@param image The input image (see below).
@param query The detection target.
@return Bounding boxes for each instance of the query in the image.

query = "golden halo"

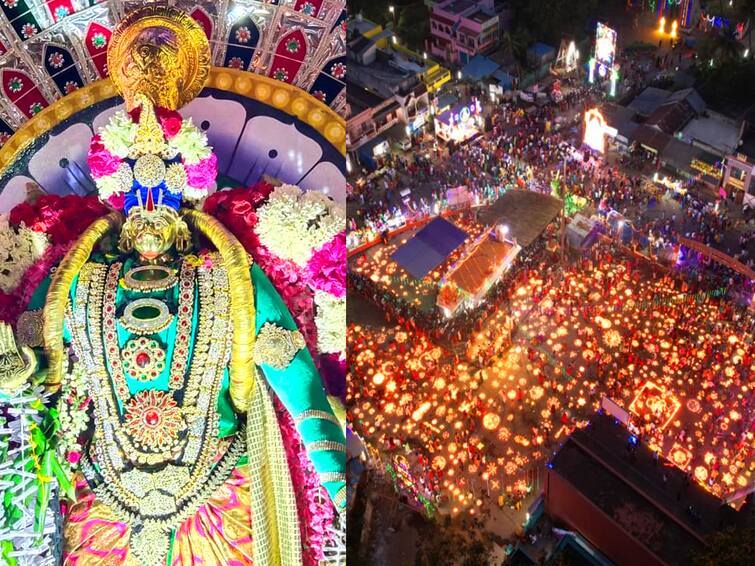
[108,5,210,110]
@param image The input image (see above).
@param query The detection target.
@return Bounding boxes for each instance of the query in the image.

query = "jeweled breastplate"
[65,256,245,564]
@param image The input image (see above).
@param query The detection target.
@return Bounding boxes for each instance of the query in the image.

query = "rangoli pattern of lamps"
[121,337,166,382]
[349,250,754,516]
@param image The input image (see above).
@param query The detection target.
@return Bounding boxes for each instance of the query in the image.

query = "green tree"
[510,0,598,46]
[396,2,429,52]
[500,29,530,79]
[693,526,755,566]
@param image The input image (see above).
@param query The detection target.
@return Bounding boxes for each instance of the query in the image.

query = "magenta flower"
[184,153,218,189]
[87,134,122,178]
[306,233,346,298]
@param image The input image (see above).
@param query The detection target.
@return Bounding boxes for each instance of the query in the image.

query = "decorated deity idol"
[0,6,345,566]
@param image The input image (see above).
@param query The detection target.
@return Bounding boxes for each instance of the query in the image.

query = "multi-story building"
[346,17,451,167]
[722,151,755,207]
[427,0,500,65]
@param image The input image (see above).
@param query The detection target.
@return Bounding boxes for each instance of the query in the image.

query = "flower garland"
[204,183,347,365]
[0,213,48,293]
[314,291,346,355]
[88,106,216,204]
[9,194,109,245]
[55,363,91,477]
[1,196,109,324]
[254,185,345,266]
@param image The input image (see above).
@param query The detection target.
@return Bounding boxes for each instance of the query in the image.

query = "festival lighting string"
[348,250,754,517]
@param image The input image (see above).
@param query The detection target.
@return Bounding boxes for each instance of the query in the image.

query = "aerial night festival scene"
[346,0,754,564]
[0,0,754,565]
[0,1,347,565]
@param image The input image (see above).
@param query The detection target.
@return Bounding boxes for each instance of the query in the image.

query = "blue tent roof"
[461,54,500,81]
[391,217,468,279]
[492,69,514,89]
[528,42,554,57]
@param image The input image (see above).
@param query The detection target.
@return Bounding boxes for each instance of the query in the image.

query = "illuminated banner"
[447,97,481,127]
[583,108,607,154]
[690,158,722,179]
[595,23,617,68]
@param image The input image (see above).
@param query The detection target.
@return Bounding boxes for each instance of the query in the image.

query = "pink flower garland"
[87,134,121,179]
[306,233,346,298]
[184,153,218,190]
[275,396,335,566]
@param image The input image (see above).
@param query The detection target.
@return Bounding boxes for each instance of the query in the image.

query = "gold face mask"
[119,207,190,261]
[108,5,210,111]
[118,28,184,111]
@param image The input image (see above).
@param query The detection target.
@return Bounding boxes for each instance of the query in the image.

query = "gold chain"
[65,257,236,563]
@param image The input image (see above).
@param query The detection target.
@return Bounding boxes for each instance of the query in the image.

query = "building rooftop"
[550,414,739,566]
[443,0,476,15]
[632,124,673,153]
[528,42,555,57]
[602,102,639,140]
[461,54,500,81]
[349,16,381,37]
[645,99,695,134]
[468,9,495,23]
[346,80,389,114]
[628,87,672,117]
[667,87,706,114]
[680,113,742,156]
[347,50,420,99]
[478,189,563,247]
[447,235,516,295]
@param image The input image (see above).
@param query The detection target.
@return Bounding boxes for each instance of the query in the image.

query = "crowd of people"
[348,237,754,522]
[347,78,755,299]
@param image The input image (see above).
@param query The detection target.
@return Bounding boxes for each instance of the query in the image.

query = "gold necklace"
[65,257,236,564]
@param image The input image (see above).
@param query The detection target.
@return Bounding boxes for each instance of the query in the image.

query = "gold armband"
[252,322,306,370]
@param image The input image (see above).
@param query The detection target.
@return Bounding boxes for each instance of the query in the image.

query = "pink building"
[427,0,499,65]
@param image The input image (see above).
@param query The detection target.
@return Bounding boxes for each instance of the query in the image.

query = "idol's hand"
[0,321,37,393]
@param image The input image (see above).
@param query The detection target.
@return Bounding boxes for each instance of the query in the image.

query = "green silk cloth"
[27,255,345,510]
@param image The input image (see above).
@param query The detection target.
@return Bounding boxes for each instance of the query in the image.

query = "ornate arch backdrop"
[0,0,346,163]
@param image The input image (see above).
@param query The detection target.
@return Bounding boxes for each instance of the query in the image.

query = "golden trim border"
[0,68,346,176]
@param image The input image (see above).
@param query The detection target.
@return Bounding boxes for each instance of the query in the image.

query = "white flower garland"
[56,363,90,477]
[169,118,211,164]
[93,113,214,201]
[99,110,137,158]
[255,185,345,266]
[314,291,346,355]
[0,214,48,293]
